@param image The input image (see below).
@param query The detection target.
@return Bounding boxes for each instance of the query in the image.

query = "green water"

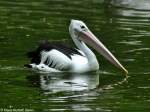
[0,0,150,111]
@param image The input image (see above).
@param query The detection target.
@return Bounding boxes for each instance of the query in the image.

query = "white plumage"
[29,49,98,73]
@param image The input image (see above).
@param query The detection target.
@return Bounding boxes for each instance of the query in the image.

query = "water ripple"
[118,40,142,45]
[0,66,24,71]
[124,48,150,53]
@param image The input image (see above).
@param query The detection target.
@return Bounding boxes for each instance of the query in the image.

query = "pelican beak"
[79,30,128,75]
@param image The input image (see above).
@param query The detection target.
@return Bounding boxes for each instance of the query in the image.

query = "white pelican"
[25,19,128,74]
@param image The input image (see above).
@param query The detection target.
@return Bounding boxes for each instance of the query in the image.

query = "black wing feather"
[27,40,83,64]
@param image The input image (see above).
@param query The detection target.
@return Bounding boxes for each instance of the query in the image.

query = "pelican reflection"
[27,72,100,92]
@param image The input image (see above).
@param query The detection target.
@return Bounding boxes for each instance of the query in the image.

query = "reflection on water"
[26,71,129,94]
[27,72,100,92]
[106,0,150,17]
[105,0,150,70]
[108,0,150,10]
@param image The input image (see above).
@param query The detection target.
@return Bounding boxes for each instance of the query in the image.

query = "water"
[0,0,150,111]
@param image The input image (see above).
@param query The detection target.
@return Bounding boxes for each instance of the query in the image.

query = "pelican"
[25,19,128,74]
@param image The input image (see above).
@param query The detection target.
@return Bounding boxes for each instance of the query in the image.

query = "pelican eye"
[81,25,85,29]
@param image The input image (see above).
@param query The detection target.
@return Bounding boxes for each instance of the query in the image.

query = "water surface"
[0,0,150,111]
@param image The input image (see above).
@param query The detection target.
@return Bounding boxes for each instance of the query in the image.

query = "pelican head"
[69,19,128,75]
